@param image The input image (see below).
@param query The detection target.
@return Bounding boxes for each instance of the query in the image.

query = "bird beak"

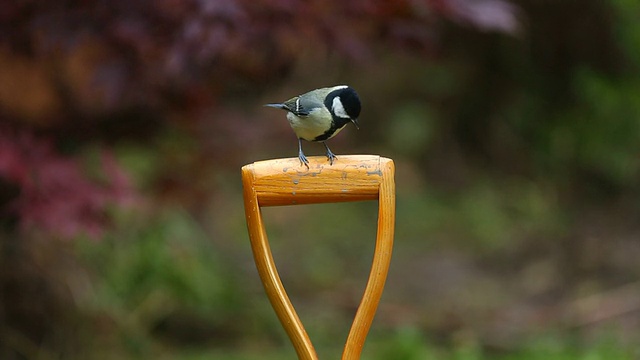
[351,118,360,130]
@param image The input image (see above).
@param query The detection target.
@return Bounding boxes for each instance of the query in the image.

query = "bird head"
[326,86,361,129]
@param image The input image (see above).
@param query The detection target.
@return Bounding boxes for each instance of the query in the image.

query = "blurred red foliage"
[0,129,137,238]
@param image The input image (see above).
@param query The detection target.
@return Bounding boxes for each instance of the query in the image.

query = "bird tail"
[264,103,285,109]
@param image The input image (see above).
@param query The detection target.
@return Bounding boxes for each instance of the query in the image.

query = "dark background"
[1,0,639,358]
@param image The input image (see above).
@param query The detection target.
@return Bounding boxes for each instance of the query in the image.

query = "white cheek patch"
[332,97,350,119]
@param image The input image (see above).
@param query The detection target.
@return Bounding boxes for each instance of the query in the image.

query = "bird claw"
[326,149,337,165]
[322,142,337,165]
[298,152,309,169]
[297,138,310,169]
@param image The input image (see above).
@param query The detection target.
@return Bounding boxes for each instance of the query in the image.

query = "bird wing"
[281,95,324,117]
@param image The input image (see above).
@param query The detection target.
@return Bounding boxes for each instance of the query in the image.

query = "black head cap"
[338,87,361,119]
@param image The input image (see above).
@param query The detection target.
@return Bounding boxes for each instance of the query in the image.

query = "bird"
[265,85,361,168]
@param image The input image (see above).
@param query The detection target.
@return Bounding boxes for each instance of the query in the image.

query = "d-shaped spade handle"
[242,155,395,360]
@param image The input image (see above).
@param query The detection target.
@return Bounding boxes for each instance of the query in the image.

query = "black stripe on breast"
[313,121,347,141]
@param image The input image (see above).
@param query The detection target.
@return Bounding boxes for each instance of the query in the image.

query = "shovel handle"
[242,155,395,359]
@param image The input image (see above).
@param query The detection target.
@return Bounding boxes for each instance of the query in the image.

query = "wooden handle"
[245,155,383,207]
[242,155,395,360]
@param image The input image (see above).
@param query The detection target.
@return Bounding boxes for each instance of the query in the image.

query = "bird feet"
[298,150,310,169]
[297,138,310,169]
[325,149,337,165]
[297,140,338,168]
[323,142,337,165]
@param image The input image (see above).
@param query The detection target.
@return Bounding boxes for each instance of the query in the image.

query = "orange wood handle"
[245,155,383,206]
[242,155,395,360]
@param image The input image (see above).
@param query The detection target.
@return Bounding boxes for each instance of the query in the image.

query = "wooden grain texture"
[246,155,383,207]
[242,155,395,360]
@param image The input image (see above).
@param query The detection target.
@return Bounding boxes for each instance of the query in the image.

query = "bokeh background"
[1,0,640,359]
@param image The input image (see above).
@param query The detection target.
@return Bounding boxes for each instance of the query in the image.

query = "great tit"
[265,85,361,168]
